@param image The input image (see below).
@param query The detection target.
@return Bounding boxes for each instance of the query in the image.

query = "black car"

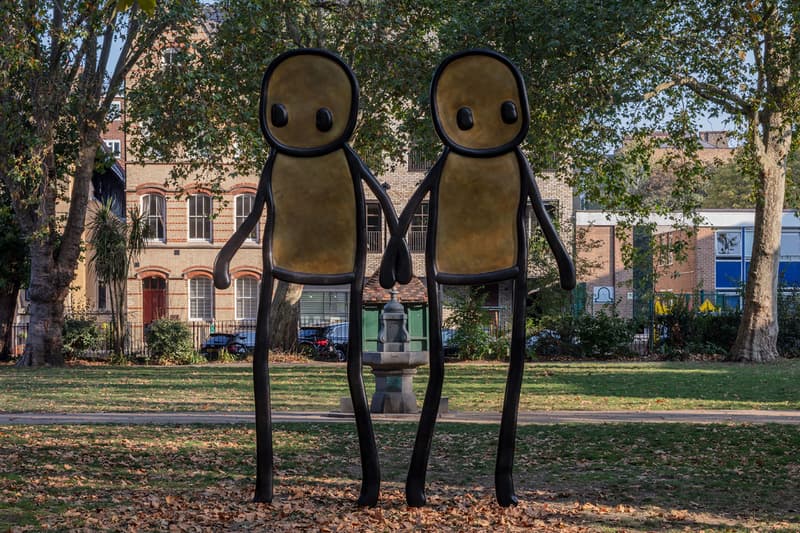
[323,322,349,361]
[297,326,330,356]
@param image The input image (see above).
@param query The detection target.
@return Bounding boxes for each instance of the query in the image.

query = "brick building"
[576,210,800,318]
[123,140,574,329]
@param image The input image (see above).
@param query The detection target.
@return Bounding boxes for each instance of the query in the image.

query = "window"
[524,201,559,239]
[236,277,259,320]
[104,140,121,158]
[409,201,428,252]
[235,194,258,242]
[407,147,433,172]
[188,194,212,241]
[107,101,122,122]
[97,282,107,310]
[366,202,382,252]
[300,289,349,324]
[716,230,742,257]
[657,233,674,267]
[162,47,181,68]
[141,194,165,241]
[188,277,213,320]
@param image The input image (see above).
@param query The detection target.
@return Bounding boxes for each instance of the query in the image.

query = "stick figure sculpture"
[215,48,406,506]
[380,49,575,507]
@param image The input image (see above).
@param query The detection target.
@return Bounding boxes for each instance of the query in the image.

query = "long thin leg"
[253,273,274,503]
[347,282,380,506]
[495,274,527,506]
[406,278,442,507]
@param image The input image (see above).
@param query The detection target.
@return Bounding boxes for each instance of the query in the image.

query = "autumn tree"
[622,1,800,362]
[0,1,199,366]
[126,0,443,350]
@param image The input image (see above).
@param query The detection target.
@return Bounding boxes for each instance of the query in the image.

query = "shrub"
[444,288,494,360]
[572,311,635,358]
[145,318,202,365]
[62,318,102,360]
[778,290,800,358]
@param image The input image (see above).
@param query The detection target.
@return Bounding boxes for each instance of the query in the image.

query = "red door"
[142,277,167,324]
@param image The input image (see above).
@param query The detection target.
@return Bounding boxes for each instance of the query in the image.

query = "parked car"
[297,326,330,356]
[200,333,238,359]
[323,322,349,361]
[526,329,576,356]
[441,328,459,357]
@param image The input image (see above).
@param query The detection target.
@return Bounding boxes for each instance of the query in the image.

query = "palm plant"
[88,199,148,357]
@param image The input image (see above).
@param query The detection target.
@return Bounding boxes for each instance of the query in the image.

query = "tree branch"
[643,74,752,117]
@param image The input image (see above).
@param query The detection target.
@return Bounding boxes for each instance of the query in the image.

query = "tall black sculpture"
[214,48,406,507]
[380,49,576,507]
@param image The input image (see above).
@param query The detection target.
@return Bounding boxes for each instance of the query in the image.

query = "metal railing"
[366,230,382,252]
[408,231,426,253]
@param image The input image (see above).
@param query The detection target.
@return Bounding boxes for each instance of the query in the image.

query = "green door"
[362,304,428,351]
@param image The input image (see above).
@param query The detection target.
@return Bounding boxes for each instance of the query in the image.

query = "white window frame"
[188,277,214,321]
[107,101,122,122]
[187,194,212,242]
[716,230,742,258]
[104,139,121,158]
[162,47,181,68]
[141,193,166,242]
[235,194,258,242]
[235,277,259,321]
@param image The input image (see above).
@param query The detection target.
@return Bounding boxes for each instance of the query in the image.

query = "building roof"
[576,209,800,228]
[362,270,428,304]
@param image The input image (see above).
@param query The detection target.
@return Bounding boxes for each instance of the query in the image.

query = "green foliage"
[531,311,634,359]
[145,318,202,365]
[444,289,493,360]
[778,289,800,358]
[62,318,102,361]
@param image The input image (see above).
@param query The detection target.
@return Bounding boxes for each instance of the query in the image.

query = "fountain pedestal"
[363,290,428,414]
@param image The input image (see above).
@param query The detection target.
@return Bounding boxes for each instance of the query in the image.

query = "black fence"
[9,318,348,361]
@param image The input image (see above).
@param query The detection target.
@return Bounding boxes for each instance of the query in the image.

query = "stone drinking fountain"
[362,289,429,413]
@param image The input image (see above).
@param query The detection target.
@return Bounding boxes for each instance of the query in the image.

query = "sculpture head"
[431,49,529,157]
[260,49,358,156]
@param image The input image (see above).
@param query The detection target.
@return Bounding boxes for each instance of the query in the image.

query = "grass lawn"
[1,360,799,413]
[1,423,798,531]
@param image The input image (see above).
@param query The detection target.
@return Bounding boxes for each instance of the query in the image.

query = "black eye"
[316,107,333,132]
[501,101,518,124]
[271,103,288,127]
[456,107,473,130]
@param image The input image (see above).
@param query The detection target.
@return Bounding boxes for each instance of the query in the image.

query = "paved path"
[3,409,800,426]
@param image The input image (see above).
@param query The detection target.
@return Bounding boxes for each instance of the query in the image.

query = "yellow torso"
[271,150,356,275]
[435,151,521,275]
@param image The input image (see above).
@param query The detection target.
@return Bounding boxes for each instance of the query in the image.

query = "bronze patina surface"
[271,150,356,275]
[435,151,519,274]
[433,54,522,150]
[265,54,353,149]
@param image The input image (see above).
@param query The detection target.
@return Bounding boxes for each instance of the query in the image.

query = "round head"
[260,49,358,156]
[431,49,529,156]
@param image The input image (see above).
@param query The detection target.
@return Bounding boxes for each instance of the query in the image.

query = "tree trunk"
[0,285,19,361]
[16,290,68,367]
[729,116,789,362]
[268,280,303,352]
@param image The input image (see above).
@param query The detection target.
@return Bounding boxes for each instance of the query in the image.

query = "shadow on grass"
[1,422,797,530]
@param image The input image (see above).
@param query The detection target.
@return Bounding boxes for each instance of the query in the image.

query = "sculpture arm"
[213,153,274,289]
[519,149,576,290]
[378,154,443,289]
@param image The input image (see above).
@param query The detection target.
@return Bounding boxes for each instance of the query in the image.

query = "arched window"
[188,194,212,241]
[188,276,213,321]
[235,277,259,320]
[141,194,166,241]
[235,194,258,242]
